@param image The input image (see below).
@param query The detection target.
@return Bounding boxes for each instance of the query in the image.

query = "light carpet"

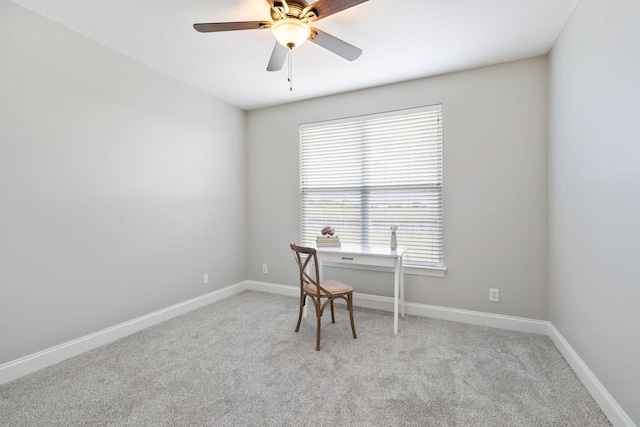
[0,291,610,426]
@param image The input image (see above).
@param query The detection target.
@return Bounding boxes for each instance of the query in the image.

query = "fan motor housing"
[271,0,317,22]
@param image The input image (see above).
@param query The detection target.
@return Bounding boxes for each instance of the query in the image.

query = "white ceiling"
[11,0,579,110]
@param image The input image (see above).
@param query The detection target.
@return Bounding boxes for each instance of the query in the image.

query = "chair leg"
[348,293,357,339]
[313,298,322,351]
[295,292,305,333]
[330,299,335,323]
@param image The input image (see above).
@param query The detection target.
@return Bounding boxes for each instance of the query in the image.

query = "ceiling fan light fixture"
[272,18,311,49]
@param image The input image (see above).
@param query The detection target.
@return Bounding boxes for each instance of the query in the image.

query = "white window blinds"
[299,105,443,267]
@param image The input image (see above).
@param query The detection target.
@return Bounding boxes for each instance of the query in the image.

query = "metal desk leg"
[393,258,399,334]
[400,257,405,318]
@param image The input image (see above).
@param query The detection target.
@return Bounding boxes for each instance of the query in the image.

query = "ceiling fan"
[193,0,369,73]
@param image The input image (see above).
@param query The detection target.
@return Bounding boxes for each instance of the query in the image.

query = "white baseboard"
[246,281,549,335]
[0,282,247,385]
[2,280,633,427]
[548,324,636,427]
[246,280,298,297]
[403,302,549,334]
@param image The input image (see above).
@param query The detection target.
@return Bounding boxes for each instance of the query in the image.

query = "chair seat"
[304,280,353,296]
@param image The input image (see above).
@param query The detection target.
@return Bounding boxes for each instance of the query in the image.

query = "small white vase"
[390,232,397,250]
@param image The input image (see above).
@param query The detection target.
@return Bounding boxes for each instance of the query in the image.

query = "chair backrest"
[290,243,321,296]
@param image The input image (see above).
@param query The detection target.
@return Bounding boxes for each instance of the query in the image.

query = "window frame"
[298,105,445,272]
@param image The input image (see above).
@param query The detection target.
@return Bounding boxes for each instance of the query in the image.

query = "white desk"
[314,244,407,334]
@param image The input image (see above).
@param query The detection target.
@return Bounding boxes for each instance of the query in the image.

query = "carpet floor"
[0,291,610,426]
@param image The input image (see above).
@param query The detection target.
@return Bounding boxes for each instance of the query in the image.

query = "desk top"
[315,243,407,258]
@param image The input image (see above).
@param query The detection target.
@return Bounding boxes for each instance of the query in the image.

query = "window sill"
[322,262,447,278]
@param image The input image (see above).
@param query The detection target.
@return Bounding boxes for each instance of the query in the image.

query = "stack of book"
[316,234,341,247]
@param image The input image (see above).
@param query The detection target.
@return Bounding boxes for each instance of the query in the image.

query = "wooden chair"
[290,243,357,351]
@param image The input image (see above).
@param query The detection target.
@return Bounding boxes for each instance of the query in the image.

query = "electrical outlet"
[262,264,268,274]
[203,273,209,285]
[489,288,499,302]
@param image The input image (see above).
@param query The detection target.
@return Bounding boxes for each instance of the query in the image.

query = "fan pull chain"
[287,46,293,91]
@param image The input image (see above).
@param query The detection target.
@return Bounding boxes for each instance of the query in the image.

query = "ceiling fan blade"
[193,21,271,33]
[303,0,368,21]
[267,42,288,71]
[310,28,362,61]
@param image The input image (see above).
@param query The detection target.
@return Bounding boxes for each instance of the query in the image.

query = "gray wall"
[548,0,640,423]
[247,56,549,321]
[0,2,247,364]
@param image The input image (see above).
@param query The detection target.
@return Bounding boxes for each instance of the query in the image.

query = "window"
[299,105,443,267]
